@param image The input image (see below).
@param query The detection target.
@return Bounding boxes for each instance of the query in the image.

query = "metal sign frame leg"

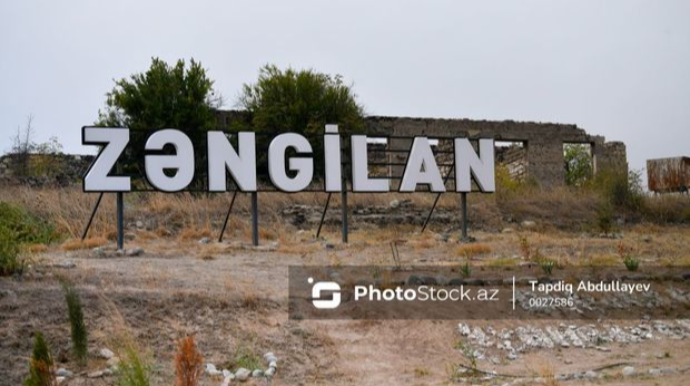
[251,192,259,246]
[316,192,332,239]
[461,192,468,241]
[117,192,124,250]
[81,192,104,241]
[341,185,348,243]
[218,191,238,242]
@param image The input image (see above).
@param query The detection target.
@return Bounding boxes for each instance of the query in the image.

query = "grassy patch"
[225,346,262,371]
[0,201,58,244]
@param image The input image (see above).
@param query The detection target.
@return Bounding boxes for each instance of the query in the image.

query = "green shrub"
[539,259,555,276]
[0,202,57,245]
[62,281,88,365]
[116,344,151,386]
[0,227,23,275]
[589,169,644,211]
[24,332,56,386]
[623,256,640,272]
[595,204,614,234]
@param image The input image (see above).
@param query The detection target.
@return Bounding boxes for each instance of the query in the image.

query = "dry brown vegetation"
[1,183,688,248]
[175,336,204,386]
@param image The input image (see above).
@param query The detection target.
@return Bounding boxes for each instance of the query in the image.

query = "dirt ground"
[1,225,689,385]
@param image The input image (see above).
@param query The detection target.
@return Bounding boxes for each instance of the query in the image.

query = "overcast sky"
[1,0,688,174]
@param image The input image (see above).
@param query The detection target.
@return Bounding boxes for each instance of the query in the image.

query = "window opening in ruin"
[495,141,527,182]
[563,143,593,187]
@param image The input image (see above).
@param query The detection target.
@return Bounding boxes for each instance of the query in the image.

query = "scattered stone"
[585,370,597,379]
[649,368,661,376]
[107,356,120,367]
[222,369,233,378]
[87,370,104,378]
[235,368,251,381]
[205,363,222,376]
[56,368,73,377]
[622,366,635,376]
[269,360,277,369]
[265,367,276,377]
[199,237,211,244]
[56,376,66,385]
[99,348,115,359]
[125,247,144,257]
[501,228,515,234]
[53,261,76,269]
[92,247,107,257]
[389,199,401,209]
[520,220,537,229]
[124,232,136,241]
[252,369,264,377]
[135,220,144,228]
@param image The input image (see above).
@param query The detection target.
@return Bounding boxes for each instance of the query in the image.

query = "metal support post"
[218,191,238,242]
[316,192,332,238]
[251,192,259,246]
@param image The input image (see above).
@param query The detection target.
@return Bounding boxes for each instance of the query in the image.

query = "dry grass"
[0,185,687,256]
[61,237,108,250]
[240,290,259,310]
[455,243,492,259]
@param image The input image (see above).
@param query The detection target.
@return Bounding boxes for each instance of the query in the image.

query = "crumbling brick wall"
[215,111,628,188]
[362,116,627,188]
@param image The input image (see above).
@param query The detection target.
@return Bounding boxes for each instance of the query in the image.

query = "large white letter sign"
[207,131,257,192]
[323,125,342,192]
[351,136,389,192]
[399,137,445,192]
[144,129,195,192]
[268,133,314,192]
[454,138,495,192]
[83,127,131,192]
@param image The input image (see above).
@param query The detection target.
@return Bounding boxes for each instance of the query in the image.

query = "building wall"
[215,111,628,188]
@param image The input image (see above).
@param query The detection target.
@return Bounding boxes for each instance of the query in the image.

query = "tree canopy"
[238,64,364,136]
[97,57,220,132]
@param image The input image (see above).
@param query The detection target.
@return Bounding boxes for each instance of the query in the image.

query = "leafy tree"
[96,58,222,187]
[238,65,365,177]
[564,144,593,187]
[97,57,221,131]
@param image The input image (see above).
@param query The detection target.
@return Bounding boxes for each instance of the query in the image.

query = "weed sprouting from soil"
[460,261,472,277]
[617,242,640,271]
[226,346,262,371]
[61,281,88,366]
[24,332,57,386]
[116,342,151,386]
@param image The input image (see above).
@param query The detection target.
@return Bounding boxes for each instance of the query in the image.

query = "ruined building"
[216,110,627,188]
